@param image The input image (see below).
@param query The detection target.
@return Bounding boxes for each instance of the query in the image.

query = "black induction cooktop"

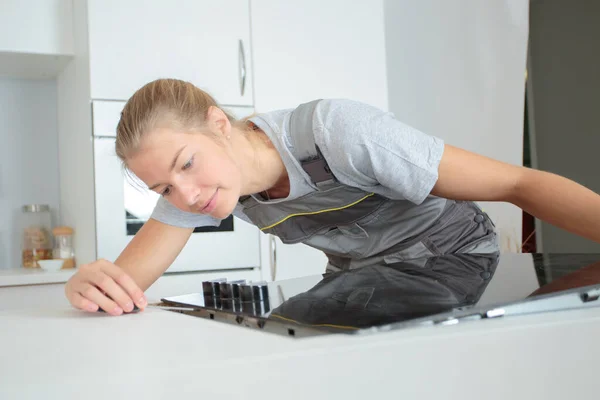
[161,253,600,338]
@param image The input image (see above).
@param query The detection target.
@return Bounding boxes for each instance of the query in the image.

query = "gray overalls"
[240,100,500,272]
[270,253,499,329]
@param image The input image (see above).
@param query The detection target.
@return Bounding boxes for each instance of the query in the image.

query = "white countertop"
[0,267,76,287]
[1,292,599,399]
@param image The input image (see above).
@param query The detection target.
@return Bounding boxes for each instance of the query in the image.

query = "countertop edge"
[0,268,77,287]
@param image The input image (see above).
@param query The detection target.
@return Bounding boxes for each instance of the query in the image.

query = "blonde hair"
[116,78,245,163]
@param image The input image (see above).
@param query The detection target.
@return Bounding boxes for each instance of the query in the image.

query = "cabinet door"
[250,0,388,112]
[87,0,253,105]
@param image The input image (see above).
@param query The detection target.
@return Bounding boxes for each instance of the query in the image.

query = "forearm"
[511,168,600,244]
[115,219,193,291]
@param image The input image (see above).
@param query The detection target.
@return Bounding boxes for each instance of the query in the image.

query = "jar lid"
[22,204,50,213]
[52,226,74,236]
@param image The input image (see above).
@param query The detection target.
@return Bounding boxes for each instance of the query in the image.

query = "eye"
[161,186,172,196]
[182,156,194,171]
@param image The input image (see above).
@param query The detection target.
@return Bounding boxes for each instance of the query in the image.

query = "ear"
[206,106,232,137]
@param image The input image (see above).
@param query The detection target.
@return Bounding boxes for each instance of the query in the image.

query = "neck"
[232,124,290,199]
[264,169,290,199]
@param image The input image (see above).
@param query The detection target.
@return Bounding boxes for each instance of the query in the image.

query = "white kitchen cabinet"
[0,0,73,79]
[251,0,389,280]
[250,0,388,113]
[87,0,253,104]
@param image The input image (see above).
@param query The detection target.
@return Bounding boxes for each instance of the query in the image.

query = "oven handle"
[268,235,277,281]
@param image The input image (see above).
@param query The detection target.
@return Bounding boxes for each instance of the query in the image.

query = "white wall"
[0,78,60,269]
[383,0,529,252]
[529,0,600,253]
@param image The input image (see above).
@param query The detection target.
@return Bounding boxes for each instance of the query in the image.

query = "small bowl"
[38,259,65,272]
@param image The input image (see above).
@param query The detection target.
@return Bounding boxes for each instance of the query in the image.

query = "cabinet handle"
[269,235,277,281]
[238,39,247,96]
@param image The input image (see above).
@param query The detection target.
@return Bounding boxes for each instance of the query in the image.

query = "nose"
[177,182,201,209]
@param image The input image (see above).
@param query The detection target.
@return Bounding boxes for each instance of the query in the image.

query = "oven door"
[92,101,260,273]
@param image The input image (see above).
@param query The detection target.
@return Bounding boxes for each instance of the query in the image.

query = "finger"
[99,260,147,310]
[88,270,135,313]
[81,284,123,316]
[70,291,99,313]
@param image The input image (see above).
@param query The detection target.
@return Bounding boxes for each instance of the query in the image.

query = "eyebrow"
[148,145,187,191]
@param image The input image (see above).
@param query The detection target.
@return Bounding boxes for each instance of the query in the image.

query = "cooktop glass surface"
[161,253,600,337]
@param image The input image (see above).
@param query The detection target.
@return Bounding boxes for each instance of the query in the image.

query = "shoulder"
[313,98,440,157]
[314,98,387,119]
[311,99,445,203]
[313,98,384,123]
[311,98,395,155]
[309,99,396,187]
[312,99,398,145]
[314,98,383,114]
[254,98,383,125]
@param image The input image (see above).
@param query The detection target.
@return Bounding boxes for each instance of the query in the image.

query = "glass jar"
[52,226,75,269]
[21,204,53,268]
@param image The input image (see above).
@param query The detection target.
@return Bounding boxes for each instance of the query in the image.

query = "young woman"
[65,78,600,316]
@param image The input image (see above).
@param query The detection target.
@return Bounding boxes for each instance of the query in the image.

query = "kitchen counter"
[0,302,599,399]
[1,253,600,399]
[0,267,77,287]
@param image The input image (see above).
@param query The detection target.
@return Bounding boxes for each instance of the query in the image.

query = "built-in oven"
[92,100,260,273]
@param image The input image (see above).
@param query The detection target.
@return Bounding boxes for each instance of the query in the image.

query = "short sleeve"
[150,196,222,228]
[314,99,445,204]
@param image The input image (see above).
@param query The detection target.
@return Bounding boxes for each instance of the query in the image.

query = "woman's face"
[127,127,242,220]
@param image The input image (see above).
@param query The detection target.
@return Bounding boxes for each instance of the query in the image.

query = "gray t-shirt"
[151,99,445,228]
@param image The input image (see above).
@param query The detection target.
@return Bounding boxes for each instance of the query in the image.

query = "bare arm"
[66,218,193,314]
[431,144,600,244]
[114,218,193,292]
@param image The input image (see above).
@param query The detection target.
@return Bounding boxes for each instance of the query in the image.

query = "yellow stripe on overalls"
[260,192,376,231]
[270,313,359,331]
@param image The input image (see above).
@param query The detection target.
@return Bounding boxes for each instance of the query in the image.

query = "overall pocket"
[455,232,499,254]
[382,240,437,264]
[321,222,370,258]
[423,201,498,255]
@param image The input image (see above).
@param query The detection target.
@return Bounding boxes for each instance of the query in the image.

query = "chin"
[211,192,237,219]
[210,209,230,220]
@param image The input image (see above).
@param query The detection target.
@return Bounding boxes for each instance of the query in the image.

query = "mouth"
[199,189,219,214]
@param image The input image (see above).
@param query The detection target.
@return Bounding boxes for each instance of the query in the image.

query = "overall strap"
[289,99,337,188]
